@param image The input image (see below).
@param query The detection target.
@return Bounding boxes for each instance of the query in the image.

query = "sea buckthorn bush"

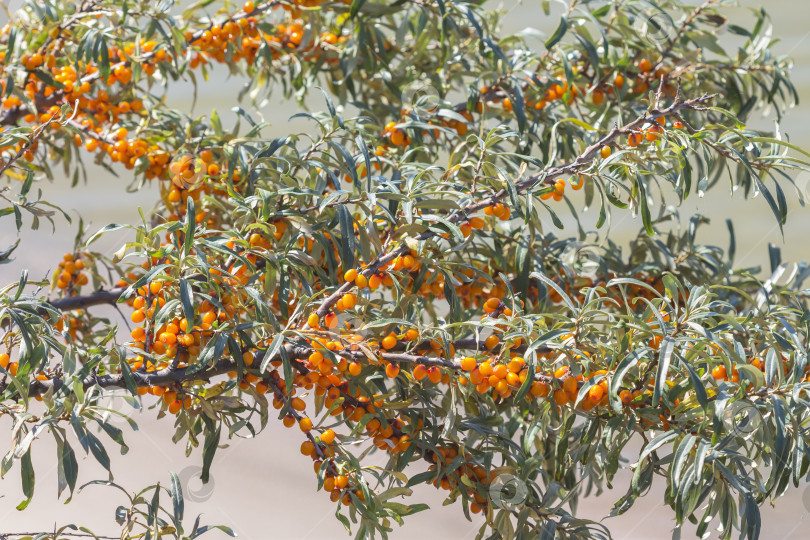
[0,0,808,538]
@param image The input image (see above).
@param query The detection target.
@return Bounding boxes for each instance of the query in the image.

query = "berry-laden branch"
[456,92,718,217]
[24,343,311,398]
[315,91,716,319]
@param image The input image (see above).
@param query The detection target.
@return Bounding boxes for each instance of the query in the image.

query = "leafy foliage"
[0,0,809,539]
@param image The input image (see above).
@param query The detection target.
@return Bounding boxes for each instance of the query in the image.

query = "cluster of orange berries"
[339,261,409,295]
[712,354,802,385]
[129,311,203,364]
[101,40,173,82]
[260,352,423,506]
[53,310,87,341]
[483,203,511,221]
[540,175,585,202]
[626,116,668,148]
[0,1,354,180]
[53,253,89,292]
[376,109,474,155]
[189,4,347,68]
[0,352,18,377]
[334,252,512,313]
[460,355,542,400]
[132,380,195,416]
[163,152,248,226]
[382,121,411,148]
[591,58,676,106]
[426,445,493,513]
[80,125,163,173]
[436,110,473,137]
[321,467,366,507]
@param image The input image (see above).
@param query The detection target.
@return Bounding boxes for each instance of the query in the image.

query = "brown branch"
[47,287,126,311]
[25,343,311,398]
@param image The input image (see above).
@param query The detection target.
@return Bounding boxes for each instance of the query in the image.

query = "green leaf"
[170,470,184,526]
[635,175,654,236]
[85,223,130,246]
[17,449,34,511]
[337,205,355,269]
[184,197,196,257]
[545,15,568,49]
[201,426,220,484]
[56,436,78,501]
[179,278,195,329]
[653,337,674,405]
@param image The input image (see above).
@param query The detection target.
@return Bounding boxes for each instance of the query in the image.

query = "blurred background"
[1,1,810,538]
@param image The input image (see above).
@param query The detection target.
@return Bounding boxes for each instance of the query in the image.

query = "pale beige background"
[2,2,810,539]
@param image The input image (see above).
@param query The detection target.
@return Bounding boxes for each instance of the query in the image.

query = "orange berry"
[299,417,313,432]
[530,381,549,398]
[335,475,349,489]
[413,364,428,381]
[309,351,325,368]
[385,363,400,378]
[324,313,338,329]
[307,312,320,329]
[712,365,728,380]
[484,335,500,349]
[342,293,357,309]
[553,389,569,406]
[382,335,397,350]
[588,385,604,402]
[300,441,315,455]
[600,146,611,158]
[321,429,336,445]
[460,357,476,371]
[484,298,500,313]
[562,376,578,393]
